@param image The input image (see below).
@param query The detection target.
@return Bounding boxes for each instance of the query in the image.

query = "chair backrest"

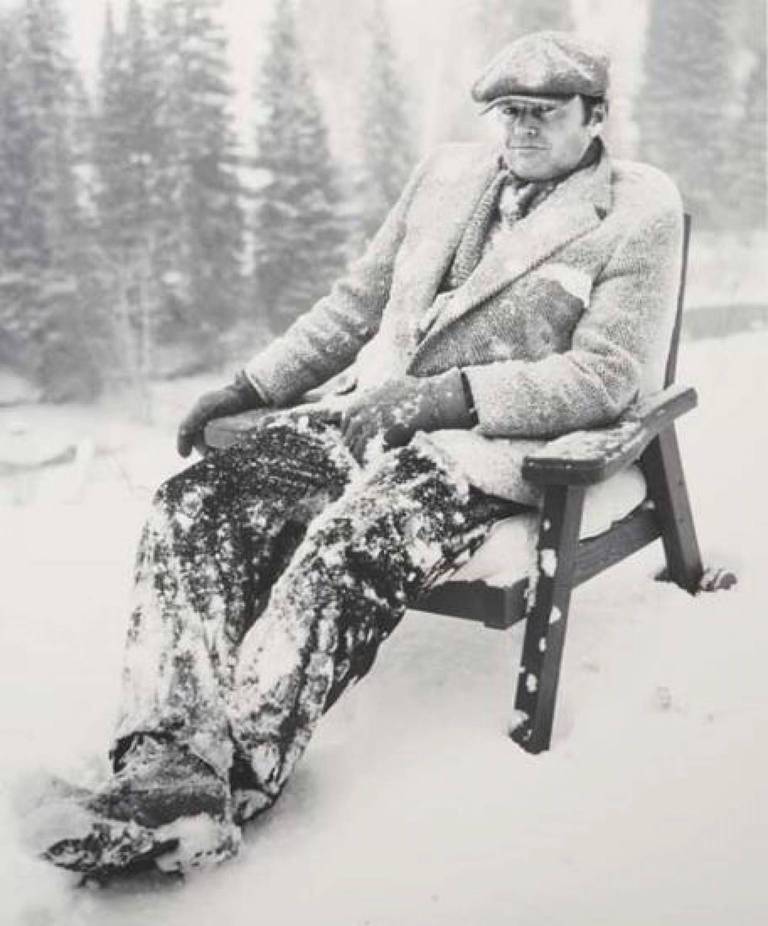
[638,212,691,396]
[664,213,692,389]
[640,213,691,396]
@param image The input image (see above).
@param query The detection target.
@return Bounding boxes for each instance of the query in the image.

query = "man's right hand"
[176,372,266,458]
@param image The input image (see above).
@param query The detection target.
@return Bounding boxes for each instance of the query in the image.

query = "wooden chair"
[207,214,735,755]
[415,214,735,753]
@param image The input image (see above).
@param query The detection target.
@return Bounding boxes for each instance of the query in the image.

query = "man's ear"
[589,100,608,137]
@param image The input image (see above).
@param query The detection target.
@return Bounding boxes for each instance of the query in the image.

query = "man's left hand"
[340,369,475,463]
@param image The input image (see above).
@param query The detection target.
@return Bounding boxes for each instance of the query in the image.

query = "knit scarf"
[444,138,602,291]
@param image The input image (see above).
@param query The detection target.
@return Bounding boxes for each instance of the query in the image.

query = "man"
[38,32,682,876]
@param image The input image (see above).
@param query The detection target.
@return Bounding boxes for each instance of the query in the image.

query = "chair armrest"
[204,407,277,450]
[522,384,698,486]
[204,392,340,451]
[204,371,356,450]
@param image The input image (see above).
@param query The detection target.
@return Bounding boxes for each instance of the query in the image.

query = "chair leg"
[641,427,703,594]
[510,484,585,754]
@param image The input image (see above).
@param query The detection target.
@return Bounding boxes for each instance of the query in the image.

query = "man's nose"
[509,117,538,138]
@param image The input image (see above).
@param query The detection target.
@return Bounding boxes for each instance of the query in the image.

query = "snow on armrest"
[522,384,698,486]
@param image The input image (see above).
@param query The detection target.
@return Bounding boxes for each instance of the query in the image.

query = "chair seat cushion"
[445,466,648,587]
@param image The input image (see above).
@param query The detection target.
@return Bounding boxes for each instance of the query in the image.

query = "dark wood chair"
[415,213,735,753]
[207,214,735,755]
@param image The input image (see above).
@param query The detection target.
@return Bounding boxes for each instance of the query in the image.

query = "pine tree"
[636,0,736,229]
[0,14,35,271]
[0,1,78,271]
[89,1,161,404]
[731,0,766,230]
[0,0,100,399]
[475,0,574,59]
[251,0,347,333]
[738,44,767,229]
[356,0,415,241]
[152,0,245,356]
[94,1,157,257]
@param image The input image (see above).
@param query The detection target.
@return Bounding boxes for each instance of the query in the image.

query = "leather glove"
[177,371,266,457]
[340,368,475,464]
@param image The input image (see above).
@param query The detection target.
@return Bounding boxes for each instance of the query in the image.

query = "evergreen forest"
[0,0,763,402]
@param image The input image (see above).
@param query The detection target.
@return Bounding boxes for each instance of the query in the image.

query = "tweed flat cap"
[472,31,609,110]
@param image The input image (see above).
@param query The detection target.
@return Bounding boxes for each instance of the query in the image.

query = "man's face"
[492,95,603,180]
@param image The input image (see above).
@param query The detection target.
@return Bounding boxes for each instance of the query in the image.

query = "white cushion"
[444,465,648,587]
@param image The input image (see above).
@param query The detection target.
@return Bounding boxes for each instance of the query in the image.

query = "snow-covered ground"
[0,331,766,926]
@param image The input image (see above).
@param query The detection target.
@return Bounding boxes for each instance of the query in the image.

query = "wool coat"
[244,143,684,505]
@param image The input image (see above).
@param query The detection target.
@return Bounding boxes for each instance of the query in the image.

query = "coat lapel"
[400,147,500,320]
[417,153,613,346]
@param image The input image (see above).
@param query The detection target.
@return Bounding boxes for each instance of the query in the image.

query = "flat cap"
[471,31,610,110]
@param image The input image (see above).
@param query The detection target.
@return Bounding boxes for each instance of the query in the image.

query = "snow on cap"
[472,31,610,112]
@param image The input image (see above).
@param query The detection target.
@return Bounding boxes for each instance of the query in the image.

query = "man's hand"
[177,372,266,457]
[340,369,474,463]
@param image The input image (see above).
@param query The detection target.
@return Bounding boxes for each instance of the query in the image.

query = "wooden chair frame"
[415,214,717,752]
[207,215,732,755]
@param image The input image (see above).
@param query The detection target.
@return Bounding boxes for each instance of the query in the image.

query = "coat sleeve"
[243,154,433,406]
[464,193,684,438]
